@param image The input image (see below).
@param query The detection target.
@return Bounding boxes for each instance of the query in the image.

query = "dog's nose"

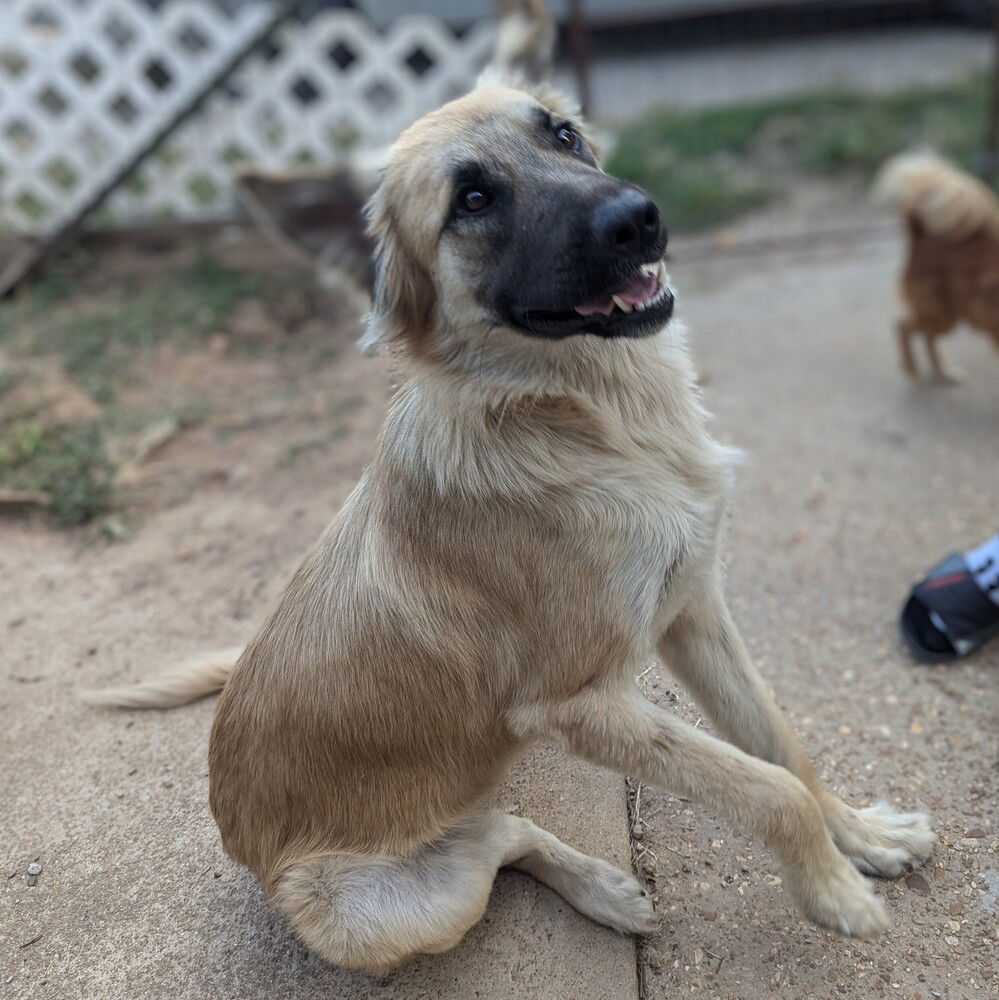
[592,189,662,256]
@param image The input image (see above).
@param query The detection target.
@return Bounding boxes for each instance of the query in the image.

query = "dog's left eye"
[457,187,493,213]
[556,125,580,152]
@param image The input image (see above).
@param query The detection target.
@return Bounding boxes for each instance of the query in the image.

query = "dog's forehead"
[389,87,548,182]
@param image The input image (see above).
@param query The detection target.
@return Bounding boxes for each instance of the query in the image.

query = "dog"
[877,151,999,381]
[87,84,936,973]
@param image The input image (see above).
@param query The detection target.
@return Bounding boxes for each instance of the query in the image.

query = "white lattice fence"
[107,12,495,223]
[0,0,276,235]
[0,2,496,236]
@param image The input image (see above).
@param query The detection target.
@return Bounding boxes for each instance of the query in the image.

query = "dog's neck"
[408,319,697,413]
[378,321,734,500]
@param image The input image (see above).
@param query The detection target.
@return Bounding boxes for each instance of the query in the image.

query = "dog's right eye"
[457,187,493,214]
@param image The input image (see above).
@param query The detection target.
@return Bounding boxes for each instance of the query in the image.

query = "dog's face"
[365,85,672,351]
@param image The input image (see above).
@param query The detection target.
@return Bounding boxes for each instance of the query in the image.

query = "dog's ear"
[360,184,436,352]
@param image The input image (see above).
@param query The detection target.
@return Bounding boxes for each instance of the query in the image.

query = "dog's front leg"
[658,578,935,879]
[514,688,888,937]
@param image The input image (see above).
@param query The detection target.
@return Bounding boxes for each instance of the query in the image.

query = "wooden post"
[567,0,591,118]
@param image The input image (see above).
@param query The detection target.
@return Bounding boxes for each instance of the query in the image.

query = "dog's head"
[363,85,672,357]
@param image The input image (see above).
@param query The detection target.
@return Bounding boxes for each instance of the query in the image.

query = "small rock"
[905,872,931,894]
[162,780,173,789]
[965,828,986,838]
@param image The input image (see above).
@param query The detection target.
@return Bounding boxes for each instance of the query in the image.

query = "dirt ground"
[1,217,996,999]
[635,235,998,1000]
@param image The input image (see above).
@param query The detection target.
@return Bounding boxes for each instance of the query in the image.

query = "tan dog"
[878,151,999,381]
[89,84,934,974]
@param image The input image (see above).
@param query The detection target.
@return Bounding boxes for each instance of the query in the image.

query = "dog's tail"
[479,0,556,88]
[80,647,242,709]
[875,150,999,241]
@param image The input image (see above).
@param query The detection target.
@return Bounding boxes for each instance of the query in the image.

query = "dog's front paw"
[829,802,935,878]
[787,855,889,938]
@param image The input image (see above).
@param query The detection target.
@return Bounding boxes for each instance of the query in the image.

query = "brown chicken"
[877,152,999,381]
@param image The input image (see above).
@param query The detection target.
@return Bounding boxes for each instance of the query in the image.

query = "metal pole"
[986,0,999,182]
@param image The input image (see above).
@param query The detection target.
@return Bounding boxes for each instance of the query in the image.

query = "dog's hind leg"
[896,317,920,377]
[924,333,961,384]
[272,810,655,974]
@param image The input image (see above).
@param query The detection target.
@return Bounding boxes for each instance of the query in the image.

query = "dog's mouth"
[509,259,674,339]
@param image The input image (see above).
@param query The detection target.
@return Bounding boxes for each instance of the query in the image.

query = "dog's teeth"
[635,300,647,312]
[657,260,667,283]
[612,294,633,313]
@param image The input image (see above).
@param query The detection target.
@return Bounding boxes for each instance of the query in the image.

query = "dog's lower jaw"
[506,288,674,341]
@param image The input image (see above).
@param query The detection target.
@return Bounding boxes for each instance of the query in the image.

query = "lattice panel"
[106,12,496,223]
[0,0,275,235]
[0,2,496,235]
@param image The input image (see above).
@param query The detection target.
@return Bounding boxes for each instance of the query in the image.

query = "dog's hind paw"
[829,802,935,878]
[568,860,659,935]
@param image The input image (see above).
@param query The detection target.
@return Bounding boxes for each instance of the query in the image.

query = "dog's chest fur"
[384,343,734,679]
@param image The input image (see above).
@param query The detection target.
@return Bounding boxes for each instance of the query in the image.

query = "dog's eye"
[457,187,493,213]
[556,125,580,152]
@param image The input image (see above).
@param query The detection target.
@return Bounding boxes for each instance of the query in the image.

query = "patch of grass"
[607,72,990,232]
[2,251,269,403]
[0,249,249,526]
[0,419,113,525]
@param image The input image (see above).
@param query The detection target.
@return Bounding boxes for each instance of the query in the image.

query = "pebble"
[26,863,41,876]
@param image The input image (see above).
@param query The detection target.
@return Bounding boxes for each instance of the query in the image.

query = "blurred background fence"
[0,1,494,235]
[0,0,995,247]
